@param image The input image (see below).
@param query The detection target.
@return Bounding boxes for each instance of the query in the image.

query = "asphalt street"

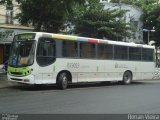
[0,80,160,114]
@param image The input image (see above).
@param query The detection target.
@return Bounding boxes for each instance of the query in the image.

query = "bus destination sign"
[14,33,36,41]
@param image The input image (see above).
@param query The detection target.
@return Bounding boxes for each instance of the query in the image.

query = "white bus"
[7,32,155,89]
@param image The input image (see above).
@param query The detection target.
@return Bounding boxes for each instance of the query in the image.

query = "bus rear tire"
[122,71,132,85]
[57,72,68,90]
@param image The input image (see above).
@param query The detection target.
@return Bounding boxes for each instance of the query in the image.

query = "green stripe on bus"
[65,36,78,40]
[96,66,99,72]
[53,65,56,72]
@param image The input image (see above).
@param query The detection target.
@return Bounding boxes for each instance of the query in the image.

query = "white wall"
[0,0,20,25]
[102,2,143,43]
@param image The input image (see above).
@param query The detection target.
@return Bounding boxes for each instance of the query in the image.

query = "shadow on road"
[8,81,145,91]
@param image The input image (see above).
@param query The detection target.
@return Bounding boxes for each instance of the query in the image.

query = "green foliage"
[111,0,160,43]
[0,30,14,41]
[1,0,133,41]
[73,0,132,40]
[147,5,160,42]
[111,0,158,8]
[15,0,85,32]
[0,0,12,5]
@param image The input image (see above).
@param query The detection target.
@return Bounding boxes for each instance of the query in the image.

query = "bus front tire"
[122,71,132,85]
[57,72,68,90]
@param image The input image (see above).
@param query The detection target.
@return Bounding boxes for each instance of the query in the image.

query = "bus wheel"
[122,71,132,85]
[57,72,68,90]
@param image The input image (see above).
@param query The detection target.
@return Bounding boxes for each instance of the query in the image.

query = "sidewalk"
[0,74,10,89]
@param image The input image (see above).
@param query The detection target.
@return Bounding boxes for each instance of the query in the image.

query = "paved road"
[0,81,160,114]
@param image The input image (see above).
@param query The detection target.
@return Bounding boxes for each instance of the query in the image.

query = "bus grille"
[11,78,23,81]
[11,72,23,76]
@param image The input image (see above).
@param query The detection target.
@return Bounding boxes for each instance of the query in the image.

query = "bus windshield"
[8,41,35,67]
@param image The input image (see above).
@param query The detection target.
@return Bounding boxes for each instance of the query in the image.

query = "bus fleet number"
[67,63,79,68]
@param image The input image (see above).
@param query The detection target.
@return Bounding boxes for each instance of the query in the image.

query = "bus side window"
[97,44,113,59]
[63,41,78,58]
[129,47,141,61]
[114,45,128,60]
[37,37,56,66]
[142,48,154,61]
[97,44,105,59]
[80,42,96,59]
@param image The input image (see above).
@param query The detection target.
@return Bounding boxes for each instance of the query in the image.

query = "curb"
[0,76,10,89]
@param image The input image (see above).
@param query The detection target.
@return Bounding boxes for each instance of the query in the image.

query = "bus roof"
[18,32,155,49]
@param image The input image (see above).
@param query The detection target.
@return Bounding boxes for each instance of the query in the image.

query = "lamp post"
[143,29,155,45]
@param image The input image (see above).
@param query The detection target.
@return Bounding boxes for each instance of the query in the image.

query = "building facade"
[0,0,33,65]
[101,1,143,43]
[0,0,20,25]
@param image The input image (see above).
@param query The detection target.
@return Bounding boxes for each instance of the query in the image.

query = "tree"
[110,0,160,43]
[72,0,132,40]
[0,0,12,5]
[1,0,132,41]
[142,2,160,42]
[0,30,14,41]
[15,0,85,32]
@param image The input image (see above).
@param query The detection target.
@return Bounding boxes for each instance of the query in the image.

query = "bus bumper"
[7,74,35,85]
